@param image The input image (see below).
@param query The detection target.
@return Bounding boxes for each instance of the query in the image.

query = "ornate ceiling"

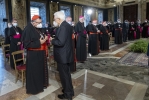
[60,0,138,8]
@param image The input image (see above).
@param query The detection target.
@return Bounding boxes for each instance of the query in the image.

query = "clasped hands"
[40,35,54,44]
[17,42,21,45]
[40,36,48,44]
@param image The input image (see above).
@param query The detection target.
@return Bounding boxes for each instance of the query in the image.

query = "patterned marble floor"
[0,41,148,100]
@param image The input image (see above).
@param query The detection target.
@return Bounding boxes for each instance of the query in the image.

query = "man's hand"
[87,34,89,39]
[40,37,46,44]
[97,30,100,33]
[50,37,54,41]
[17,42,21,45]
[45,36,48,40]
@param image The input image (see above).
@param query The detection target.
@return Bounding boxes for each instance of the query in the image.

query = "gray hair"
[54,11,65,21]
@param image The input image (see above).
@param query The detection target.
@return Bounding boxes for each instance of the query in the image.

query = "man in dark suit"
[51,11,74,100]
[123,20,129,42]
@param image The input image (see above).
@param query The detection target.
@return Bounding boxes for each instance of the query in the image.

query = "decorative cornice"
[61,0,106,8]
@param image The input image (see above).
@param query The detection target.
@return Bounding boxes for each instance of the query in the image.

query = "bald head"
[66,17,72,22]
[66,17,72,25]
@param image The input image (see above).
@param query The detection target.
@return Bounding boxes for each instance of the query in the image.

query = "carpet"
[118,52,149,67]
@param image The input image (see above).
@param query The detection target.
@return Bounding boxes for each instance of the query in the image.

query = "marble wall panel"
[73,6,83,24]
[11,0,26,29]
[0,0,7,35]
[50,2,58,25]
[108,9,114,22]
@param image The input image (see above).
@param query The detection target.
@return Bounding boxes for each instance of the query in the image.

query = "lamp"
[87,9,92,15]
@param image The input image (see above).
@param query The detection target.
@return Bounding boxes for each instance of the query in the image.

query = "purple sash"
[83,30,87,34]
[46,34,50,45]
[148,27,149,36]
[138,26,142,33]
[13,34,21,38]
[20,44,23,50]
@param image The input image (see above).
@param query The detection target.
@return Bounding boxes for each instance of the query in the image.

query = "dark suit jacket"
[123,23,129,33]
[52,21,73,64]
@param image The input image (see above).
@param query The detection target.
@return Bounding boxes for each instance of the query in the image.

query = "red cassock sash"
[28,43,48,56]
[89,32,98,34]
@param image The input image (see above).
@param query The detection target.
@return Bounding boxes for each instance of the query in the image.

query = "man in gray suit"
[51,11,74,100]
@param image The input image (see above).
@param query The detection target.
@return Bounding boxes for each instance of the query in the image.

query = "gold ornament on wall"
[12,0,26,29]
[50,2,58,25]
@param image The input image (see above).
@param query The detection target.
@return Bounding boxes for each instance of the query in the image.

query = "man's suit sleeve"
[52,26,67,46]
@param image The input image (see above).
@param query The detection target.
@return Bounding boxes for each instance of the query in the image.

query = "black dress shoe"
[62,89,64,93]
[58,94,72,100]
[61,89,74,96]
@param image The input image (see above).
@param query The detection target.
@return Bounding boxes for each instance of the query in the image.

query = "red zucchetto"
[32,15,41,21]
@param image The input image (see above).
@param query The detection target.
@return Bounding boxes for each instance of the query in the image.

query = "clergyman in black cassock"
[4,23,11,45]
[51,11,74,100]
[142,20,149,38]
[75,16,87,62]
[135,20,142,39]
[4,23,11,54]
[66,17,76,73]
[21,15,49,94]
[9,19,23,69]
[128,22,136,40]
[114,20,123,44]
[87,20,99,55]
[100,22,109,50]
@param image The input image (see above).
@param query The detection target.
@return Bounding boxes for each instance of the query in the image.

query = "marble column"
[141,0,146,22]
[119,2,123,22]
[137,0,141,20]
[49,2,58,25]
[0,0,7,35]
[11,0,27,29]
[91,8,98,20]
[73,5,82,23]
[108,9,114,22]
[117,4,119,19]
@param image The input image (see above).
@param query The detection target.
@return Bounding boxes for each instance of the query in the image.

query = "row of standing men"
[4,18,149,70]
[3,13,149,99]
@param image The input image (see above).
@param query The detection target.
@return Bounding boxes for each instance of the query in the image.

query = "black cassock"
[142,22,149,38]
[100,25,109,50]
[21,23,48,94]
[4,27,10,53]
[70,26,76,72]
[4,27,10,44]
[9,26,22,69]
[96,24,102,41]
[128,24,136,40]
[86,24,99,55]
[135,23,142,39]
[75,21,87,62]
[114,23,123,44]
